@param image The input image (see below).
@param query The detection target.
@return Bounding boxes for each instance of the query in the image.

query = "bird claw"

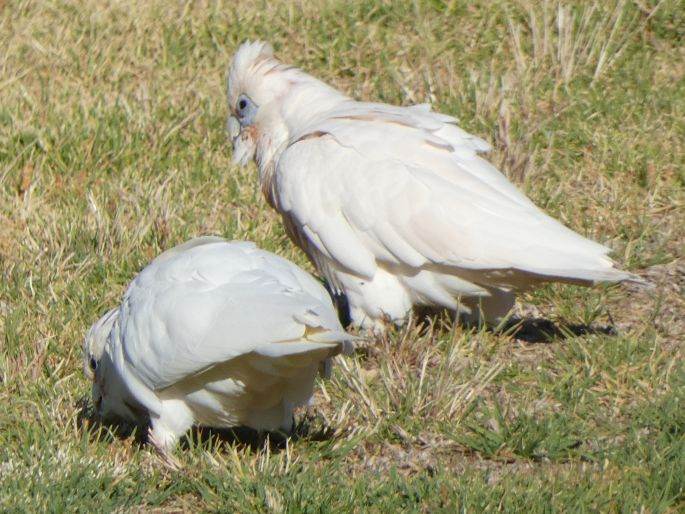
[148,429,183,471]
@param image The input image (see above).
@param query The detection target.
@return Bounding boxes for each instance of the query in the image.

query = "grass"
[1,0,683,511]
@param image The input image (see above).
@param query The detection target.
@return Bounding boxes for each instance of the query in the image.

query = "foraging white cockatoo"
[83,237,351,450]
[226,41,640,331]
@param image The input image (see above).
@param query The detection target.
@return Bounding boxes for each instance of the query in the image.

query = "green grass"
[1,0,684,511]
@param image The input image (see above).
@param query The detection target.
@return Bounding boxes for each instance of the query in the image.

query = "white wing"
[276,105,632,287]
[115,239,347,393]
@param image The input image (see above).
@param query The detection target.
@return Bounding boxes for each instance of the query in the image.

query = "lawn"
[1,0,684,511]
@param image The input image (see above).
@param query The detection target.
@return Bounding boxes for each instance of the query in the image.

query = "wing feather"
[276,110,624,286]
[117,239,347,391]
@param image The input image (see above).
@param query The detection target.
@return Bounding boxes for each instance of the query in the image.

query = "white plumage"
[83,237,351,449]
[226,41,641,331]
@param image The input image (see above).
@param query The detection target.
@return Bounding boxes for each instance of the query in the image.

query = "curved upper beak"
[92,382,103,413]
[227,116,256,166]
[227,116,241,140]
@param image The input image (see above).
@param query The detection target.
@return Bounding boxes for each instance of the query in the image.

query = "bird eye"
[89,356,97,371]
[236,94,257,125]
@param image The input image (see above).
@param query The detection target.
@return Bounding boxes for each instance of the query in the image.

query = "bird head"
[83,308,118,383]
[226,40,349,169]
[83,309,144,422]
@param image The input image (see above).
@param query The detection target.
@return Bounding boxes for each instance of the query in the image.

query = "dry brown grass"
[1,0,683,511]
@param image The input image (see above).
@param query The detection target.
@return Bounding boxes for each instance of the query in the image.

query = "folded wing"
[116,239,348,393]
[276,104,633,288]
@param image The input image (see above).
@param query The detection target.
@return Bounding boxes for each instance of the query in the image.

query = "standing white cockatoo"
[226,41,641,331]
[83,237,351,450]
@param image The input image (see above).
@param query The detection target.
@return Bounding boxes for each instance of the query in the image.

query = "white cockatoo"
[83,237,351,450]
[226,41,641,331]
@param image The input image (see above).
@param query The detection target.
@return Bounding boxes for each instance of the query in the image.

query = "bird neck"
[253,70,349,207]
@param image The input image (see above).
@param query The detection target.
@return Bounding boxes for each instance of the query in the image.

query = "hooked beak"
[227,116,256,166]
[91,382,103,413]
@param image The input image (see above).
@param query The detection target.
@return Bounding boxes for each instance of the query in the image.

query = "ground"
[1,0,684,511]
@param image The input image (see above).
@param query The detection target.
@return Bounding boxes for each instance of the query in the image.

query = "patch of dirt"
[610,259,685,345]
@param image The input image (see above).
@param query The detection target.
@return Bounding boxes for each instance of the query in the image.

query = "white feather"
[83,237,351,449]
[226,41,643,330]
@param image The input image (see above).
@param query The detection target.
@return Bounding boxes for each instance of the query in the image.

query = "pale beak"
[227,116,256,166]
[227,116,240,139]
[92,383,103,412]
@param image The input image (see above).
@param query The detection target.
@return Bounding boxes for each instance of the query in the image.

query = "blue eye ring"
[236,94,257,125]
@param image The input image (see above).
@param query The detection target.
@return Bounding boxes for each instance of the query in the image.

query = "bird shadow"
[410,306,617,343]
[75,397,336,454]
[498,317,617,343]
[181,411,337,453]
[76,396,149,448]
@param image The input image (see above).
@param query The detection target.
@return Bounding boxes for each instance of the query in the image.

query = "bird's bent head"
[83,308,118,416]
[226,41,349,169]
[83,308,119,382]
[83,309,143,422]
